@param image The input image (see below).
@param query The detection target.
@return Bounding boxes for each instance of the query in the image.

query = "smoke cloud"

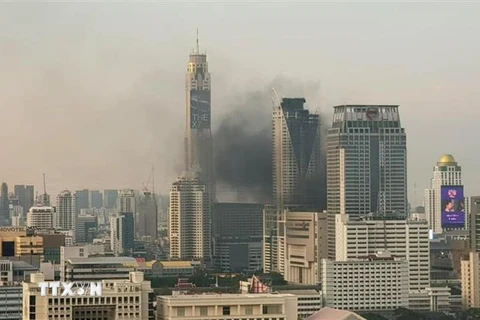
[214,76,329,206]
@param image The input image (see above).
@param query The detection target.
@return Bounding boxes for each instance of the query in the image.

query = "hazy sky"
[1,2,479,205]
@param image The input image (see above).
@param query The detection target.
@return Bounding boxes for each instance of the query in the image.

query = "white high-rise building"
[327,105,407,259]
[117,189,136,214]
[425,154,469,234]
[335,214,430,292]
[26,206,55,230]
[56,190,76,232]
[168,172,211,261]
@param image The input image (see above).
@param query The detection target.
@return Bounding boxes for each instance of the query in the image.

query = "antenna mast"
[43,173,47,194]
[196,29,200,54]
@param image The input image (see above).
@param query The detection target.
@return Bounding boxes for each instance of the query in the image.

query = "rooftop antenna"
[43,173,47,195]
[196,29,200,54]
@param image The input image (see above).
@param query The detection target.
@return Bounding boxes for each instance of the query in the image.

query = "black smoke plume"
[214,77,328,207]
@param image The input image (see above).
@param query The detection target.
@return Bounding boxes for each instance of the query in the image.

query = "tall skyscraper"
[425,154,469,234]
[14,185,34,215]
[470,197,480,251]
[264,97,322,274]
[56,190,76,232]
[75,189,89,214]
[89,190,103,209]
[0,182,9,224]
[104,189,119,209]
[168,172,211,262]
[272,98,322,209]
[112,189,136,255]
[326,105,407,259]
[137,191,158,239]
[184,34,214,198]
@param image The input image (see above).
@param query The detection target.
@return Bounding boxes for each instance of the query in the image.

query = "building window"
[245,306,253,315]
[200,307,208,316]
[222,306,230,315]
[177,307,185,317]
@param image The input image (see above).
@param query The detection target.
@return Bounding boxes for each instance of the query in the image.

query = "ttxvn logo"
[38,282,102,297]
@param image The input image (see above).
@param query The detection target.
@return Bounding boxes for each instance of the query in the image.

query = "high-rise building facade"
[137,191,158,239]
[14,185,34,215]
[111,189,136,255]
[56,190,76,232]
[425,154,469,234]
[272,98,321,209]
[327,105,407,259]
[213,203,263,272]
[168,172,211,262]
[184,37,214,198]
[104,189,119,209]
[264,97,322,274]
[335,214,430,292]
[27,206,55,230]
[461,251,480,309]
[0,183,8,225]
[89,190,103,209]
[75,189,89,214]
[470,197,480,252]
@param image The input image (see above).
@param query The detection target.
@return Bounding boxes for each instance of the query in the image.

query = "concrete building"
[60,244,106,281]
[0,285,22,320]
[322,252,409,312]
[64,256,137,282]
[168,172,211,262]
[56,190,76,233]
[137,191,158,239]
[89,190,103,209]
[213,203,263,272]
[277,289,322,319]
[75,189,89,214]
[184,35,214,199]
[157,293,298,320]
[0,227,43,264]
[285,211,327,285]
[75,214,97,244]
[37,231,66,264]
[335,214,430,292]
[23,271,154,320]
[461,251,480,309]
[327,105,407,259]
[14,185,34,215]
[470,196,480,251]
[110,212,134,256]
[103,189,118,209]
[26,206,55,230]
[0,183,8,225]
[425,154,469,234]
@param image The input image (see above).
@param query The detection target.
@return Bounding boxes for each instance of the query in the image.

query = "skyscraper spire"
[196,28,200,54]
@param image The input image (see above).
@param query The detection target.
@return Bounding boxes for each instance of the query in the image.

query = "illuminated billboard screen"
[190,90,211,129]
[441,186,465,228]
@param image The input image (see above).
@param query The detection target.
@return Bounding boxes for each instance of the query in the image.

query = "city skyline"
[1,3,480,201]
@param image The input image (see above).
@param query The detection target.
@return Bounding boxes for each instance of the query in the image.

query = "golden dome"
[438,154,456,166]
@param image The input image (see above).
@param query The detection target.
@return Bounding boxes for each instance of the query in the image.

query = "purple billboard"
[441,186,465,228]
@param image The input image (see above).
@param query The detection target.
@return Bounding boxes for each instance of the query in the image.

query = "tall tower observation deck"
[184,31,214,198]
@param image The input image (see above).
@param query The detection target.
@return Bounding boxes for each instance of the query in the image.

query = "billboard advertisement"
[441,186,465,228]
[190,90,211,129]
